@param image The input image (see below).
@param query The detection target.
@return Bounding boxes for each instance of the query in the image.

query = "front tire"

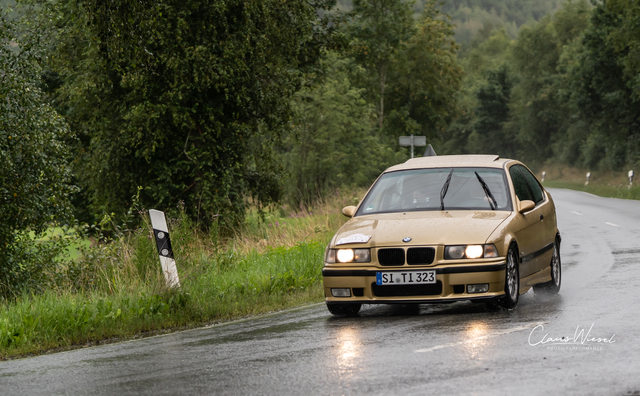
[534,239,561,294]
[327,303,361,316]
[498,245,520,309]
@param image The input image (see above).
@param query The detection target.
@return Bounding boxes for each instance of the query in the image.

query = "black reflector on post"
[149,209,180,288]
[153,228,174,259]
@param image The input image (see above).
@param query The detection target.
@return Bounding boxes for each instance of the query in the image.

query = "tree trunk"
[378,63,387,131]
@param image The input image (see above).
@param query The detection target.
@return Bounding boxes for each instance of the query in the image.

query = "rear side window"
[517,165,544,203]
[509,166,534,202]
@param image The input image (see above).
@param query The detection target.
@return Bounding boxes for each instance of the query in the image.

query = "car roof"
[384,155,511,172]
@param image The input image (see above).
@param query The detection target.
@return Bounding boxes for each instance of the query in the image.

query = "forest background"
[1,0,640,354]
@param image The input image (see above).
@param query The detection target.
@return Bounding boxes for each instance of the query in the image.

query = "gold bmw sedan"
[322,155,561,315]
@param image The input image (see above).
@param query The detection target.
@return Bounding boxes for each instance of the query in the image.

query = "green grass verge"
[0,190,359,359]
[543,180,640,200]
[0,238,329,359]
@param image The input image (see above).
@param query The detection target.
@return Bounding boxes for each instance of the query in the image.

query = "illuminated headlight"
[444,244,499,259]
[325,248,371,263]
[465,245,483,259]
[337,249,354,262]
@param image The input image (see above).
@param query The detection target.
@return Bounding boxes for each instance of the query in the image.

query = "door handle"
[540,214,544,221]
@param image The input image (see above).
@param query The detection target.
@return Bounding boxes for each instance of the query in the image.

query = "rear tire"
[534,239,561,295]
[498,245,519,309]
[327,303,361,316]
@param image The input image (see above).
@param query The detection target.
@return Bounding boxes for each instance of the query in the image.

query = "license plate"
[376,270,436,285]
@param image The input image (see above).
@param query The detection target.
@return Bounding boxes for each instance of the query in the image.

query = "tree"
[467,65,516,157]
[0,11,75,296]
[440,26,513,156]
[606,0,640,101]
[567,0,640,170]
[348,0,416,131]
[507,0,590,164]
[385,1,463,141]
[283,52,404,207]
[45,0,341,228]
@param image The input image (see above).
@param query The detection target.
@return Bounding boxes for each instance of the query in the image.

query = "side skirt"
[520,266,552,290]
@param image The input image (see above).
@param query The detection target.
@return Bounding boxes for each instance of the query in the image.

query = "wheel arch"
[491,231,520,264]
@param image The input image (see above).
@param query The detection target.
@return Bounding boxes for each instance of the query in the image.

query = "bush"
[0,12,75,298]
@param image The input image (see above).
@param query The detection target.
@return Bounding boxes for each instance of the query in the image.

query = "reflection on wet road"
[1,188,640,395]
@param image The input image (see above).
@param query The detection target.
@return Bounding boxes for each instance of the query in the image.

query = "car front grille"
[406,247,435,265]
[377,248,405,266]
[371,281,443,297]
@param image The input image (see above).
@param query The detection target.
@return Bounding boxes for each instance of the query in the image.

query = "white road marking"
[571,211,582,215]
[605,222,619,227]
[414,322,547,353]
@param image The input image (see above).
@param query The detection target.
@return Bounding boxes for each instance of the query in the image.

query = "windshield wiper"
[440,168,454,210]
[475,171,498,210]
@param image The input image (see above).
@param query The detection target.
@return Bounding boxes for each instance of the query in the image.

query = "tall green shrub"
[0,11,75,297]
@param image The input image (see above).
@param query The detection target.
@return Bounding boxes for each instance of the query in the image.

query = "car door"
[517,165,555,273]
[508,164,547,278]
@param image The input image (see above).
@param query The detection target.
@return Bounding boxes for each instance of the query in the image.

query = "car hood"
[332,211,511,247]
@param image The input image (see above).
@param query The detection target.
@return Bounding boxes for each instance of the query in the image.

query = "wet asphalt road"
[2,188,640,395]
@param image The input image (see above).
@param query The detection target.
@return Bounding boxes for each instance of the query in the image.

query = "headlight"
[325,248,371,263]
[444,244,499,259]
[465,245,483,259]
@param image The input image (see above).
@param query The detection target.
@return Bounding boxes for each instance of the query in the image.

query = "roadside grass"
[542,181,640,200]
[538,163,640,200]
[0,191,361,358]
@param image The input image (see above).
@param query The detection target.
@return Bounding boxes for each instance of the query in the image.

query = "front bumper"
[322,261,506,304]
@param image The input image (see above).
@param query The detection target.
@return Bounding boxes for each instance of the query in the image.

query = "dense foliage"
[280,0,462,205]
[347,0,416,131]
[0,11,75,297]
[45,0,342,228]
[283,53,404,207]
[439,0,564,44]
[345,0,463,137]
[337,0,565,44]
[439,0,640,173]
[384,1,463,139]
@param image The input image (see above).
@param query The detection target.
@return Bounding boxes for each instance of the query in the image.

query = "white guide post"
[149,209,180,288]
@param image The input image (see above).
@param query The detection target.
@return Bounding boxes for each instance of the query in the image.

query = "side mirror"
[342,206,356,218]
[518,200,535,214]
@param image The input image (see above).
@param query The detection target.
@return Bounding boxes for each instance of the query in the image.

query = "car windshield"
[356,167,512,215]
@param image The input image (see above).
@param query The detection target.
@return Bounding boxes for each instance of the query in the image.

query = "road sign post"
[399,135,426,158]
[629,170,635,189]
[149,209,180,288]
